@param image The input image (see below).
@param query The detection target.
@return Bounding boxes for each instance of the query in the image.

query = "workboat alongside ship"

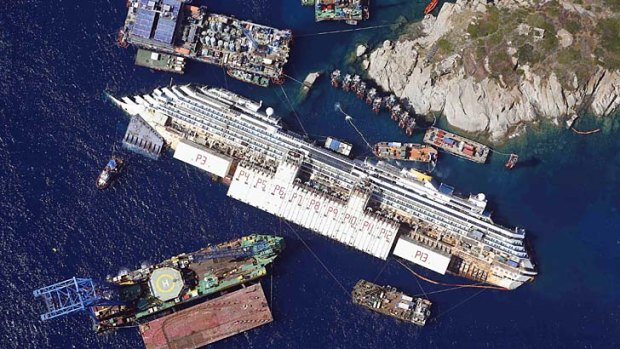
[34,234,284,335]
[111,85,537,290]
[119,0,292,84]
[227,68,270,87]
[424,127,490,163]
[96,157,123,190]
[374,142,437,163]
[352,280,431,326]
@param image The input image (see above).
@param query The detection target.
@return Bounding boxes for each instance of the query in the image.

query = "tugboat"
[351,75,361,93]
[398,111,409,129]
[385,95,397,111]
[366,88,377,105]
[342,74,352,91]
[405,117,417,136]
[391,104,402,121]
[356,81,367,99]
[96,157,123,190]
[372,97,382,113]
[331,70,341,88]
[505,154,518,169]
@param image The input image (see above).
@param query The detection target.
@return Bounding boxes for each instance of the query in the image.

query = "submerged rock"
[356,44,367,57]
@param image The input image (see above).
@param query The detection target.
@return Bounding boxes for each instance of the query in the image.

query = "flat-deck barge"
[140,283,273,349]
[120,0,292,85]
[423,127,490,163]
[135,49,185,74]
[352,280,431,326]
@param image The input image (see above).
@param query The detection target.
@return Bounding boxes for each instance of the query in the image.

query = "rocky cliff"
[364,0,620,140]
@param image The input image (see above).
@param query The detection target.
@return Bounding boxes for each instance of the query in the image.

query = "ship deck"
[423,127,490,163]
[315,0,369,22]
[135,49,185,74]
[140,283,273,349]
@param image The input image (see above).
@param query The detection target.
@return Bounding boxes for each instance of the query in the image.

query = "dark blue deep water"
[1,1,619,348]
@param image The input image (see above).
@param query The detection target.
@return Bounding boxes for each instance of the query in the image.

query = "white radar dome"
[477,193,486,201]
[266,107,274,117]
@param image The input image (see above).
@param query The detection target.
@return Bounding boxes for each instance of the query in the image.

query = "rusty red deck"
[140,283,273,349]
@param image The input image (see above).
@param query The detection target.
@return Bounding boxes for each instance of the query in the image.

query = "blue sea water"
[1,0,619,348]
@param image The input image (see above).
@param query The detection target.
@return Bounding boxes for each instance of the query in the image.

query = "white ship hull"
[115,85,537,289]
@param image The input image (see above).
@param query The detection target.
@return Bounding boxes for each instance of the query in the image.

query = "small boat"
[372,97,382,113]
[351,75,361,91]
[96,157,124,190]
[331,70,341,88]
[342,74,352,91]
[374,142,438,163]
[424,0,439,15]
[227,69,270,87]
[391,104,402,121]
[405,118,416,136]
[505,154,518,169]
[356,81,367,99]
[384,95,397,111]
[366,88,377,105]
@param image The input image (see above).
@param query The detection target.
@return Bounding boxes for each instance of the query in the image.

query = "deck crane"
[189,239,272,263]
[33,277,123,321]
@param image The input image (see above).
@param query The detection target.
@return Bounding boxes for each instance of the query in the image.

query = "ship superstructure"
[112,85,537,289]
[119,0,292,84]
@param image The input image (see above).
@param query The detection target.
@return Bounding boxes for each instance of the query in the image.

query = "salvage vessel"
[33,235,283,333]
[315,0,370,24]
[111,84,537,290]
[119,0,292,84]
[96,157,123,190]
[423,127,490,163]
[373,142,437,163]
[227,69,270,87]
[352,280,431,326]
[94,234,282,333]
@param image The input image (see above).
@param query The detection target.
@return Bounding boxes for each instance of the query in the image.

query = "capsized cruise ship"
[111,85,537,289]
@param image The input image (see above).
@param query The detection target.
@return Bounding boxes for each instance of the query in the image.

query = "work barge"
[352,280,431,326]
[315,0,370,25]
[119,0,292,85]
[112,84,538,290]
[33,235,283,347]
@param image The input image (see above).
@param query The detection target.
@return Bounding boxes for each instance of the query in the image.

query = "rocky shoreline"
[359,0,620,141]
